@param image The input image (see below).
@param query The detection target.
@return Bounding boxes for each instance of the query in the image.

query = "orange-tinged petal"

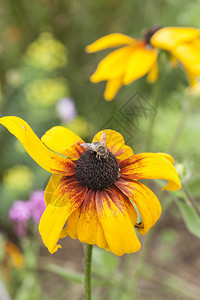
[90,45,136,82]
[104,77,123,101]
[78,190,109,250]
[172,39,200,75]
[44,174,63,206]
[0,116,75,175]
[115,178,161,235]
[119,153,181,191]
[66,206,81,239]
[123,47,157,84]
[6,241,25,268]
[41,126,83,156]
[63,142,85,160]
[92,129,125,154]
[110,185,137,226]
[39,177,87,253]
[150,27,200,50]
[147,61,158,83]
[96,189,141,256]
[85,33,135,53]
[114,145,134,161]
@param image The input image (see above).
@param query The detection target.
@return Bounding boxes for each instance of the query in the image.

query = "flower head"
[1,116,181,256]
[86,26,200,100]
[56,97,77,122]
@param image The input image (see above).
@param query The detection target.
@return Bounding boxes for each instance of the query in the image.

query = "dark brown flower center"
[75,150,119,190]
[144,25,162,45]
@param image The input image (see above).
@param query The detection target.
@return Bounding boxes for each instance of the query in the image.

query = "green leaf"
[176,201,200,238]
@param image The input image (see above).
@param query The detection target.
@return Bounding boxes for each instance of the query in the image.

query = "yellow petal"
[41,126,83,155]
[150,27,200,50]
[172,39,200,75]
[111,185,137,226]
[114,145,134,161]
[96,189,141,256]
[147,61,158,83]
[92,129,125,153]
[115,178,162,235]
[90,45,136,82]
[44,174,63,206]
[66,207,81,239]
[0,116,75,175]
[104,77,123,101]
[39,177,87,253]
[85,33,135,53]
[77,190,109,250]
[119,153,181,191]
[123,47,157,84]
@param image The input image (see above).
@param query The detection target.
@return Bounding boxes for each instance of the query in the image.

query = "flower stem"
[84,244,93,300]
[168,102,191,153]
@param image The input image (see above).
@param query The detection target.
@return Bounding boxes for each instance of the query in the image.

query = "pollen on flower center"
[75,150,119,190]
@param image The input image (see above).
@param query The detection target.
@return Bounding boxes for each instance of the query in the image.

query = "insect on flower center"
[75,149,119,190]
[144,25,162,45]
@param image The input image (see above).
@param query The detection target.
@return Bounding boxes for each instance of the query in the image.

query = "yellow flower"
[151,27,200,87]
[86,33,158,101]
[0,116,181,256]
[86,27,200,100]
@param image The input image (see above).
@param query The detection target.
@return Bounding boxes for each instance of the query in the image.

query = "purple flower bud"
[56,97,77,122]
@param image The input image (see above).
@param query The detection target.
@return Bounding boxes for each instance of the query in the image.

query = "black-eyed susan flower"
[0,116,181,256]
[86,26,200,100]
[150,27,200,87]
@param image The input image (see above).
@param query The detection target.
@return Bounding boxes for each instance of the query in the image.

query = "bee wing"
[100,132,107,147]
[80,143,97,152]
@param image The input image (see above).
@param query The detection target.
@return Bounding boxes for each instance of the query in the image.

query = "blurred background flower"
[56,97,77,122]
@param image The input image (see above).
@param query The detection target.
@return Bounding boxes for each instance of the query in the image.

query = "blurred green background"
[0,0,200,299]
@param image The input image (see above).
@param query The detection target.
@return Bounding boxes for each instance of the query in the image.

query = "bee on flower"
[86,26,200,101]
[0,116,181,256]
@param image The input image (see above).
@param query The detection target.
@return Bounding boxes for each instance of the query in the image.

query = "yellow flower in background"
[86,26,200,101]
[86,33,158,101]
[0,116,181,256]
[24,78,69,107]
[25,32,68,70]
[3,165,33,193]
[151,27,200,87]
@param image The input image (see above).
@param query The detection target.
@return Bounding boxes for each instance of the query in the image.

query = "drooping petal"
[77,190,109,250]
[150,27,200,50]
[123,46,157,84]
[85,33,135,53]
[96,189,141,256]
[104,77,123,101]
[66,206,81,239]
[147,61,159,83]
[115,178,162,235]
[39,177,87,253]
[110,185,137,226]
[119,153,181,191]
[90,45,136,82]
[172,39,200,75]
[92,129,125,153]
[41,126,83,155]
[0,117,75,175]
[44,174,63,206]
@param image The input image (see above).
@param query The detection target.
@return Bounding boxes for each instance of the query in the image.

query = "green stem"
[146,73,161,151]
[182,183,200,216]
[168,102,191,153]
[84,244,93,300]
